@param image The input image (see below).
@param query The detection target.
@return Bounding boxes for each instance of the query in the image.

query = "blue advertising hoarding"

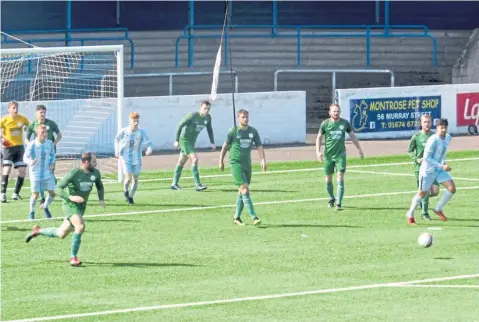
[349,96,442,133]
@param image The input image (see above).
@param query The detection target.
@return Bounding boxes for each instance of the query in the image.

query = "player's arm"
[407,135,418,163]
[142,130,153,155]
[95,174,105,206]
[25,123,34,143]
[22,141,37,166]
[114,129,123,157]
[254,130,267,171]
[348,131,364,158]
[175,113,193,142]
[55,170,76,201]
[316,122,326,161]
[52,122,62,145]
[0,117,9,147]
[219,128,234,171]
[49,140,56,168]
[206,115,216,150]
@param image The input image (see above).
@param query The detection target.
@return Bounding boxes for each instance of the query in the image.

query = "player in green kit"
[219,109,267,226]
[26,105,62,205]
[25,152,105,267]
[316,104,364,210]
[171,101,215,191]
[407,114,439,221]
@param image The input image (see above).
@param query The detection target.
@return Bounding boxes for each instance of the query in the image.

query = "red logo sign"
[457,92,479,126]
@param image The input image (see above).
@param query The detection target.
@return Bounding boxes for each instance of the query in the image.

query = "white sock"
[435,190,454,211]
[123,180,131,193]
[407,195,421,218]
[29,196,37,213]
[130,181,139,198]
[44,194,55,209]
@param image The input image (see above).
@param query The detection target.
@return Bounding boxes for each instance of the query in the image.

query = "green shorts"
[231,163,252,187]
[62,202,86,219]
[179,140,195,156]
[415,171,438,188]
[324,155,347,175]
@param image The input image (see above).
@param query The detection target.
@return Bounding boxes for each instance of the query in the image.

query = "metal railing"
[274,69,395,102]
[125,70,239,96]
[1,28,135,68]
[175,24,437,68]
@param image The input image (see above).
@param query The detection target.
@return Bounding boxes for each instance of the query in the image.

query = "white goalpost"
[0,45,124,181]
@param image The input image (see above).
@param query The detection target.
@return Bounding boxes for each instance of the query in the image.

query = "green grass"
[1,151,479,321]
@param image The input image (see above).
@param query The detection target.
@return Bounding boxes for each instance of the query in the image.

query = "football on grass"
[418,232,433,248]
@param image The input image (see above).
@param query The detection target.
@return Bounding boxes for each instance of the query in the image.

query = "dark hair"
[437,118,449,126]
[200,100,211,107]
[36,105,47,111]
[237,109,249,116]
[81,152,94,163]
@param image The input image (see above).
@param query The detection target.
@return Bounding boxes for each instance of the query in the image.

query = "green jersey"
[225,126,262,166]
[27,119,60,142]
[408,130,434,171]
[175,112,214,145]
[319,118,352,159]
[55,168,104,208]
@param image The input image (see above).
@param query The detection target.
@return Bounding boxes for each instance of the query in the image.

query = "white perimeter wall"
[2,91,306,154]
[336,83,479,139]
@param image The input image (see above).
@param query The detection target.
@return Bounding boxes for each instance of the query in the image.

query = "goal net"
[0,45,124,182]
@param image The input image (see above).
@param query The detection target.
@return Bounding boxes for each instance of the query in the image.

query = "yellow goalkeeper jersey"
[1,114,30,147]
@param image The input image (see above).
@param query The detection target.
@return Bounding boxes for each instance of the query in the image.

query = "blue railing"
[175,24,437,68]
[1,28,135,68]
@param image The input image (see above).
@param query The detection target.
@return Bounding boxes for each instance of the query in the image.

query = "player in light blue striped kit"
[115,112,153,205]
[23,124,56,220]
[405,119,456,225]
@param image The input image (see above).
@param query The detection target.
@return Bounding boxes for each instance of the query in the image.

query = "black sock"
[14,176,25,194]
[1,174,9,194]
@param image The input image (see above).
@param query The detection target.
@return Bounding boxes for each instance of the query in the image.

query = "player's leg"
[171,151,188,190]
[68,214,85,266]
[416,170,431,221]
[323,159,336,207]
[335,155,347,210]
[40,177,56,219]
[240,166,260,225]
[12,147,26,200]
[189,152,206,191]
[122,159,133,201]
[433,171,455,221]
[1,148,14,203]
[25,217,73,243]
[128,165,141,205]
[28,186,40,220]
[406,173,433,225]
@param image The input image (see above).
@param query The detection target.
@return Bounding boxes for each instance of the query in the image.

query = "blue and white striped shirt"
[115,127,152,165]
[420,133,451,175]
[23,139,55,181]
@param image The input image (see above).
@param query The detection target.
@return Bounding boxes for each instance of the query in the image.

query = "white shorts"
[30,177,56,193]
[122,161,141,177]
[419,170,452,192]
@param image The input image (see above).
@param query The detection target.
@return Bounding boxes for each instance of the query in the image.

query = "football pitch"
[1,150,479,321]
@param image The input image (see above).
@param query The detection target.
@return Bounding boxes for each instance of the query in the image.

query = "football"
[418,232,433,248]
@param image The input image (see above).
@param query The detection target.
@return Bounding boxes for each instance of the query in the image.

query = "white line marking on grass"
[2,186,479,224]
[348,170,479,182]
[6,273,479,322]
[389,284,479,289]
[103,157,479,184]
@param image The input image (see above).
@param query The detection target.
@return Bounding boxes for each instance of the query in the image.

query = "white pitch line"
[2,186,479,225]
[348,170,479,182]
[5,273,479,322]
[103,157,479,184]
[389,284,479,289]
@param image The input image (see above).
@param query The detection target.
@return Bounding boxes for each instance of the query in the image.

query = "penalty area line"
[6,273,479,322]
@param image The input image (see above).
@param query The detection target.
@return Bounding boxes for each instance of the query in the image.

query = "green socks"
[326,182,335,199]
[71,233,82,258]
[242,193,256,218]
[421,195,430,214]
[235,194,244,218]
[172,165,183,185]
[192,165,201,187]
[39,227,58,238]
[337,181,344,205]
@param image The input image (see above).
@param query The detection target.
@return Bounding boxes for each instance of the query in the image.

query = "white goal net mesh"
[0,46,123,180]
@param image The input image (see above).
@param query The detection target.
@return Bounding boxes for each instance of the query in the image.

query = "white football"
[418,232,433,248]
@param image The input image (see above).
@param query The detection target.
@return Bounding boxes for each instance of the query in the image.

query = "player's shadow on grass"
[342,206,406,211]
[260,224,362,229]
[217,189,298,193]
[104,203,206,208]
[450,218,479,222]
[89,219,141,223]
[86,262,201,268]
[3,226,31,232]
